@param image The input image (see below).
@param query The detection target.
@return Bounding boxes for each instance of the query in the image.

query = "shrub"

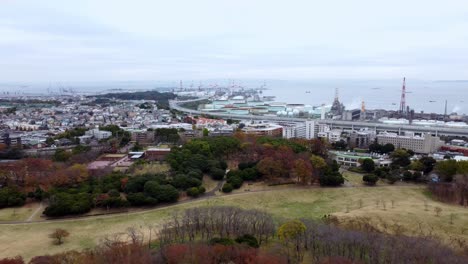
[210,168,225,180]
[187,170,203,180]
[127,192,150,206]
[413,171,423,181]
[0,187,26,208]
[198,186,206,194]
[222,183,233,193]
[186,187,199,197]
[227,175,243,189]
[241,167,259,181]
[172,175,201,190]
[155,185,179,203]
[361,159,375,173]
[402,170,413,181]
[235,234,259,248]
[363,174,378,186]
[319,171,344,187]
[209,237,234,246]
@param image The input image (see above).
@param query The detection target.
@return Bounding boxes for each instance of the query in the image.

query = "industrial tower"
[399,77,406,114]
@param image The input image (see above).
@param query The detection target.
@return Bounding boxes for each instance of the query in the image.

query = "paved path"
[26,202,43,222]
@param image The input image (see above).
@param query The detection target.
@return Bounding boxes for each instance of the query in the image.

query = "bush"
[155,185,179,203]
[108,189,120,198]
[209,237,234,246]
[235,234,259,248]
[361,159,375,173]
[0,187,26,208]
[387,171,400,184]
[127,192,151,206]
[413,171,423,182]
[363,174,379,186]
[187,170,203,180]
[172,175,201,190]
[227,175,243,189]
[210,168,225,180]
[186,187,199,197]
[198,186,206,194]
[402,170,413,181]
[319,171,344,187]
[241,167,259,181]
[44,193,92,217]
[219,160,228,170]
[238,161,257,170]
[222,183,233,193]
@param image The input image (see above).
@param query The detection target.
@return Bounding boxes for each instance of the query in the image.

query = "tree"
[319,170,344,186]
[410,160,424,172]
[222,183,233,193]
[210,168,225,180]
[293,159,313,185]
[49,229,70,245]
[202,128,209,137]
[420,156,437,174]
[186,187,200,197]
[155,185,179,203]
[413,171,422,182]
[257,157,288,181]
[227,175,243,189]
[361,159,375,173]
[53,149,71,162]
[363,174,378,186]
[131,142,143,152]
[391,149,411,167]
[278,220,307,263]
[402,170,414,181]
[382,143,395,153]
[386,170,401,184]
[435,159,458,182]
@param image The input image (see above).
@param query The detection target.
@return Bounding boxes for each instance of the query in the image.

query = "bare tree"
[49,228,70,245]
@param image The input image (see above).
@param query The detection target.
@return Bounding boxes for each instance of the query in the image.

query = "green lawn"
[0,186,467,261]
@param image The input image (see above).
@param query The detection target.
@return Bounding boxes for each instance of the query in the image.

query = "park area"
[0,185,467,261]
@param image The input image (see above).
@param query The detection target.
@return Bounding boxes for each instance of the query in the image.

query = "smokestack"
[321,104,326,120]
[444,100,448,120]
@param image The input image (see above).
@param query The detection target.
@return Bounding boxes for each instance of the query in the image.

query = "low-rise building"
[85,127,112,140]
[131,130,155,144]
[145,147,171,161]
[348,130,376,149]
[242,122,283,137]
[331,151,392,168]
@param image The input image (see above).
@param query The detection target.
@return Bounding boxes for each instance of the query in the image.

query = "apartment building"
[376,132,443,154]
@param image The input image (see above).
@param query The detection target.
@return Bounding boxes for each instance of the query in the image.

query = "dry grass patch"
[132,162,170,175]
[0,203,41,222]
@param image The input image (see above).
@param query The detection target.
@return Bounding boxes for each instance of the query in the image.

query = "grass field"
[0,203,41,222]
[132,162,170,175]
[0,186,467,260]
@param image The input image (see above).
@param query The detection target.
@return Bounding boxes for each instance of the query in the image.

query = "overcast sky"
[1,0,468,82]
